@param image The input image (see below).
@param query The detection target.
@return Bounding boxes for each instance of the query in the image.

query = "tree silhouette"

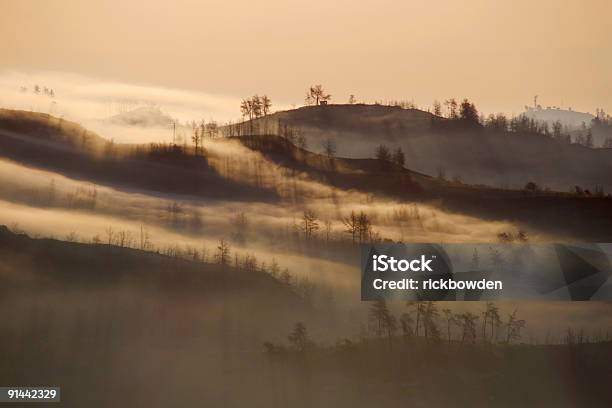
[215,239,231,266]
[422,301,440,340]
[444,98,458,118]
[392,147,405,167]
[459,98,479,126]
[288,322,312,351]
[305,85,331,106]
[369,299,397,340]
[261,95,272,116]
[505,310,526,344]
[375,144,391,162]
[191,126,201,155]
[457,312,479,344]
[301,210,319,238]
[433,100,442,116]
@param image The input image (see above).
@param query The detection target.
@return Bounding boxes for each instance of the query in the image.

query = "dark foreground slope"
[263,337,612,408]
[0,109,275,202]
[239,134,612,241]
[259,104,612,192]
[0,226,313,407]
[1,226,611,407]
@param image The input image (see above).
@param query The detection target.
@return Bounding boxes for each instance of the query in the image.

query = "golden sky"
[1,0,611,114]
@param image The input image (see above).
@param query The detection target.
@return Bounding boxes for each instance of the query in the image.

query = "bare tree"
[433,100,442,116]
[348,94,357,104]
[444,98,458,119]
[215,239,231,266]
[191,126,201,155]
[252,95,262,118]
[301,210,319,238]
[305,84,331,106]
[457,312,479,344]
[343,211,359,243]
[369,299,396,340]
[288,322,313,351]
[261,95,272,116]
[505,310,526,344]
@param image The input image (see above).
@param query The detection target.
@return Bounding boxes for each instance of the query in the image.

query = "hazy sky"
[1,0,611,115]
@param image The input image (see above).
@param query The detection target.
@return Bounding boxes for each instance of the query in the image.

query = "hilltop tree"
[392,147,405,167]
[252,95,262,118]
[375,144,391,162]
[459,98,479,126]
[305,84,331,106]
[240,99,253,121]
[348,94,357,104]
[485,113,508,132]
[444,98,458,119]
[261,95,272,116]
[432,100,442,116]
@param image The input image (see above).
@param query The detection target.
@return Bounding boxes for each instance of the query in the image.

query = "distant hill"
[237,134,612,241]
[522,107,595,129]
[254,104,612,192]
[105,106,174,128]
[0,109,276,202]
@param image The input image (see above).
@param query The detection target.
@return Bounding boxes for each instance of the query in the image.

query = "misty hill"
[0,109,275,202]
[0,224,300,307]
[238,134,612,241]
[522,106,595,129]
[256,104,612,192]
[0,225,318,407]
[105,106,174,127]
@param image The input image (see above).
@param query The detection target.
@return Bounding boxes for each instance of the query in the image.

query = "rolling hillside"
[256,104,612,192]
[236,134,612,241]
[0,109,276,201]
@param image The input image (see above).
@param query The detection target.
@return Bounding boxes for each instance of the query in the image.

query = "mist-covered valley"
[2,75,612,407]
